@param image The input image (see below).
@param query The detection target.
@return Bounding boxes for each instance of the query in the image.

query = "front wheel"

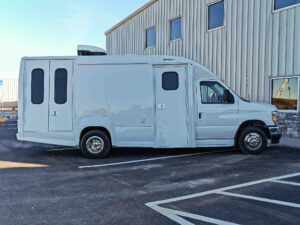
[80,130,111,159]
[237,127,267,154]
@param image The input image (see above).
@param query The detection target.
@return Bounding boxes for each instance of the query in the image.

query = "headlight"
[272,111,278,125]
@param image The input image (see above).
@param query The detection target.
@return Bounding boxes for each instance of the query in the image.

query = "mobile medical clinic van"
[17,45,281,158]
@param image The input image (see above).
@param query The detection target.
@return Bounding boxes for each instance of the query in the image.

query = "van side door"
[49,60,73,131]
[196,80,238,141]
[24,60,50,132]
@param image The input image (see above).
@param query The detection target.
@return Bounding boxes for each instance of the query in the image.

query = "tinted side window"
[200,81,234,104]
[208,0,224,30]
[162,72,179,90]
[31,69,44,104]
[55,68,68,104]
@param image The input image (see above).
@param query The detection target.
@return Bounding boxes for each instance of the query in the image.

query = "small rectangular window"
[162,72,179,90]
[208,0,224,30]
[274,0,300,10]
[55,68,68,104]
[170,17,182,41]
[146,27,155,48]
[272,77,298,110]
[31,69,44,104]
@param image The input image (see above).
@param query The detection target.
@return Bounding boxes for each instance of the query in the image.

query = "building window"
[146,27,155,48]
[272,77,299,110]
[208,0,224,30]
[274,0,300,10]
[200,81,234,104]
[162,72,179,90]
[170,17,182,41]
[31,68,44,104]
[55,68,68,104]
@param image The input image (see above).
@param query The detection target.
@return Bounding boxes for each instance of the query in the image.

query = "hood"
[239,100,277,112]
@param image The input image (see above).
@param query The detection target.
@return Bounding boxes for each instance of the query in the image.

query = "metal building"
[0,78,18,108]
[105,0,300,137]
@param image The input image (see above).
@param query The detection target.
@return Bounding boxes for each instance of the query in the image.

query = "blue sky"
[0,0,149,77]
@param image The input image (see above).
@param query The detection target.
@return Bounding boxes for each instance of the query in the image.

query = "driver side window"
[200,81,234,104]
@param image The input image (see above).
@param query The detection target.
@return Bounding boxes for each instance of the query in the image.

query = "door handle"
[158,104,166,110]
[198,112,202,119]
[51,111,58,116]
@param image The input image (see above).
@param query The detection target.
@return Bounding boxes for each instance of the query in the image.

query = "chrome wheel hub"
[244,132,262,151]
[86,136,104,153]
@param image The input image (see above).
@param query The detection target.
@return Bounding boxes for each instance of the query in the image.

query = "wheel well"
[80,127,112,144]
[235,120,270,146]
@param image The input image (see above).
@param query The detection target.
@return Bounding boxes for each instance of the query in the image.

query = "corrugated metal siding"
[0,78,18,102]
[106,0,300,103]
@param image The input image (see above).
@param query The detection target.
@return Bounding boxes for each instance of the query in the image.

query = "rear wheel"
[80,130,111,158]
[237,127,267,154]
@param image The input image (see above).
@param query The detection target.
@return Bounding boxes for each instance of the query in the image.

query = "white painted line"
[146,172,300,225]
[271,180,300,186]
[47,148,78,152]
[146,204,240,225]
[0,124,17,126]
[78,149,235,169]
[147,172,300,205]
[8,127,17,130]
[216,191,300,208]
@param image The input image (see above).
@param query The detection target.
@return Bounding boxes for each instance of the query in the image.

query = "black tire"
[80,130,111,159]
[237,127,267,155]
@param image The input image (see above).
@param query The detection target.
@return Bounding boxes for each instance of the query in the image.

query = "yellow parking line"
[0,120,6,123]
[0,161,48,169]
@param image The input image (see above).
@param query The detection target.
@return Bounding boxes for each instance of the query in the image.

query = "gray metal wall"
[106,0,300,103]
[0,78,18,103]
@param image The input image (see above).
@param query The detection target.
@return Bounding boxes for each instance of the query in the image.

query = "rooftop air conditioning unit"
[77,45,107,56]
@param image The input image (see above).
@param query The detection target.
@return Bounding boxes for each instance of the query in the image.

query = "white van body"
[17,54,281,152]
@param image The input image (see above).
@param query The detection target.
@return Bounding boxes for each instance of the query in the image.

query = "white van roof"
[21,55,217,79]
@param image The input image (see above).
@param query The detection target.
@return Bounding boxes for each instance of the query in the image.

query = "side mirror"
[223,90,234,103]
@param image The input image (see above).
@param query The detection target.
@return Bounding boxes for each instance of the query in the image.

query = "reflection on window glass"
[162,72,179,90]
[146,27,155,48]
[200,81,233,104]
[208,0,224,30]
[55,68,68,104]
[31,69,44,104]
[171,17,181,40]
[272,78,298,110]
[274,0,300,10]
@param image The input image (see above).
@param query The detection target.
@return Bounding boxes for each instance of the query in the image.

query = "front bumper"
[268,126,282,144]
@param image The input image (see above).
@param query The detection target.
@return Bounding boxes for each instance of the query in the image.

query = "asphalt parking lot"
[0,120,299,225]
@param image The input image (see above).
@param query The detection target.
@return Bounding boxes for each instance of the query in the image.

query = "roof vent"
[77,45,107,56]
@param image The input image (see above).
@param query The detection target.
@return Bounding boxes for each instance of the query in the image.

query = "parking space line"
[78,149,235,169]
[271,180,300,186]
[146,172,300,224]
[149,205,240,225]
[216,191,300,208]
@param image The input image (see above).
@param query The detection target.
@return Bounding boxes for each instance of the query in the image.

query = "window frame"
[170,16,182,42]
[162,71,179,91]
[200,80,235,105]
[54,68,68,105]
[207,0,225,32]
[273,0,300,13]
[31,68,44,105]
[270,76,300,112]
[145,26,156,49]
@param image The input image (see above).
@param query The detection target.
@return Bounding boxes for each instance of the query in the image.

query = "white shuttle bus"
[17,46,281,158]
